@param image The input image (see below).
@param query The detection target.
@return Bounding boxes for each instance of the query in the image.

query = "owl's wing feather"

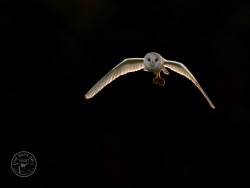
[85,58,144,99]
[163,59,215,109]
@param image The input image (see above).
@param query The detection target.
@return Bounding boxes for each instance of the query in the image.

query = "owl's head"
[143,52,164,72]
[144,52,163,65]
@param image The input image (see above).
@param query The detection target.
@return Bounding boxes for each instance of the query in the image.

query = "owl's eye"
[155,58,158,62]
[147,58,151,62]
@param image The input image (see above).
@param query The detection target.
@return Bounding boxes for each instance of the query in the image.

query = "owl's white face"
[143,52,164,73]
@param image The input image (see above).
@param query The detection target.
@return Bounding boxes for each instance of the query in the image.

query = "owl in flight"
[85,52,215,109]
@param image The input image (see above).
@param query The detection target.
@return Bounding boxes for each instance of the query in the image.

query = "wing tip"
[85,95,90,100]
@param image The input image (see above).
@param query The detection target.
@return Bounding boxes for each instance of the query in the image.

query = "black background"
[1,0,249,187]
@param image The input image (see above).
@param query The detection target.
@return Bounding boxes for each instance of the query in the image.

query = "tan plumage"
[163,59,215,109]
[85,58,144,99]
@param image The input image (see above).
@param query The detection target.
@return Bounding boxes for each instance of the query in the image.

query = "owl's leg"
[153,72,165,86]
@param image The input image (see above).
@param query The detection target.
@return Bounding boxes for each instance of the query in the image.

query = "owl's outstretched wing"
[85,58,144,99]
[163,59,215,109]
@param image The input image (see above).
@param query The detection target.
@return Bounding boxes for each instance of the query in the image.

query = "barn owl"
[85,52,215,109]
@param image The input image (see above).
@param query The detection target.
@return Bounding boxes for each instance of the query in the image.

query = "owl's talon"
[153,77,165,86]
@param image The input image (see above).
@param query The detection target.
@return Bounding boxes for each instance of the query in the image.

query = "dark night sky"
[1,0,249,187]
